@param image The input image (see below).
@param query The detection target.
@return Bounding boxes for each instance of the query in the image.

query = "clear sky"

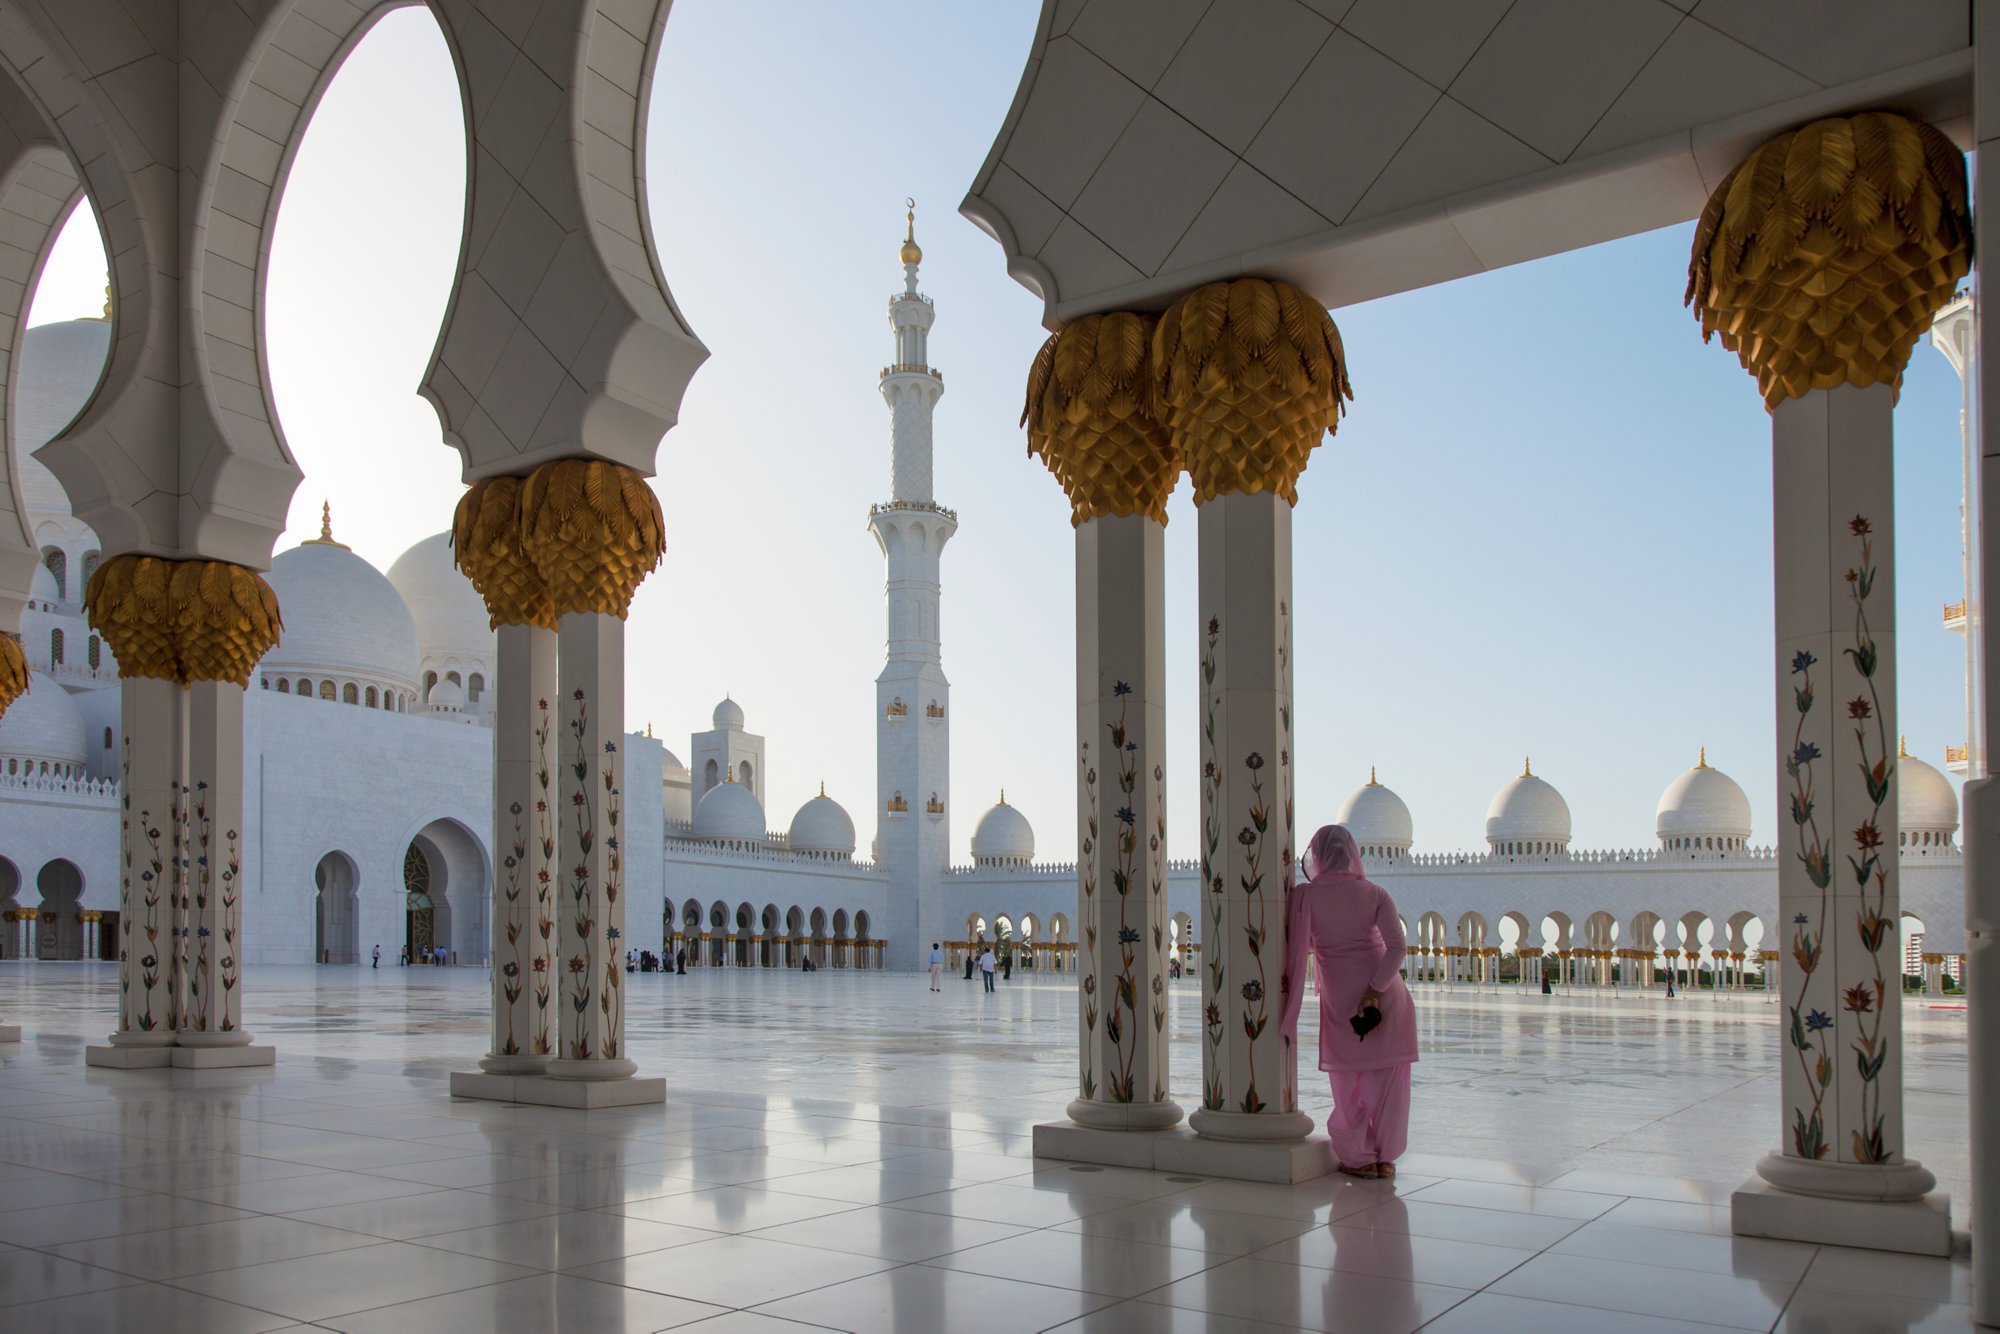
[23,0,1977,864]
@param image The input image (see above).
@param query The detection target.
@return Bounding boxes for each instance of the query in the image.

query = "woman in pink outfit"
[1278,823,1418,1178]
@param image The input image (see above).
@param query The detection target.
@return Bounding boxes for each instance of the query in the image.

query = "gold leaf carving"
[518,458,665,618]
[0,635,25,714]
[452,476,556,630]
[1022,311,1179,525]
[84,554,282,687]
[1151,278,1351,505]
[1686,111,1971,410]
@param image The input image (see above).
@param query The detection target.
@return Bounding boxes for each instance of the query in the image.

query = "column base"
[451,1070,665,1108]
[86,1043,174,1069]
[174,1030,254,1049]
[546,1056,639,1081]
[1753,1150,1938,1201]
[1187,1107,1314,1143]
[171,1045,274,1069]
[1034,1121,1332,1185]
[477,1053,552,1075]
[0,1024,19,1043]
[1733,1178,1952,1256]
[1067,1098,1185,1132]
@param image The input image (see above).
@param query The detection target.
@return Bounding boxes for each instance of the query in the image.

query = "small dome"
[1336,770,1413,853]
[660,747,687,776]
[693,775,765,844]
[1656,751,1753,846]
[386,532,495,672]
[712,696,745,730]
[0,672,87,769]
[30,563,58,603]
[789,789,856,856]
[971,793,1034,864]
[1485,761,1572,850]
[1899,742,1959,838]
[428,677,465,709]
[17,320,111,516]
[260,539,420,691]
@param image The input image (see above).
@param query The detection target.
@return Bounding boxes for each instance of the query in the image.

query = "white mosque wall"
[622,734,668,964]
[661,838,886,952]
[0,772,118,957]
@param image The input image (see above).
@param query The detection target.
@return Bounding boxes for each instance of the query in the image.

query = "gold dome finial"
[819,780,826,798]
[998,788,1007,805]
[900,198,922,267]
[1698,746,1708,769]
[1368,766,1378,786]
[304,500,349,549]
[1523,756,1532,778]
[99,282,112,322]
[723,767,735,784]
[1899,734,1910,758]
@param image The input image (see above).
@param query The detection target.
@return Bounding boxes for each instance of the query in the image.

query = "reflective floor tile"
[281,1186,566,1240]
[1403,1178,1621,1220]
[475,1164,704,1210]
[1165,1175,1419,1225]
[88,1155,330,1193]
[1552,1218,1817,1282]
[0,1193,250,1247]
[1139,1255,1472,1333]
[887,1181,1132,1228]
[1053,1198,1320,1258]
[928,1227,1219,1297]
[1044,1299,1314,1333]
[1594,1197,1737,1236]
[1421,1291,1750,1334]
[606,1184,861,1233]
[6,1281,300,1332]
[1799,1244,1974,1304]
[321,1272,728,1333]
[1252,1222,1538,1289]
[747,1204,1031,1263]
[754,1264,1111,1333]
[568,1233,901,1307]
[415,1210,722,1270]
[669,1312,847,1333]
[0,1246,138,1307]
[1541,1169,1738,1205]
[765,1164,970,1205]
[46,1214,380,1279]
[1490,1251,1797,1331]
[176,1168,440,1213]
[1338,1197,1584,1250]
[168,1240,538,1322]
[1775,1286,1979,1333]
[0,1169,141,1211]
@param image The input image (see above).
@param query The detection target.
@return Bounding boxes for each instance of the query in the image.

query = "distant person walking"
[371,945,380,970]
[979,946,997,994]
[964,948,976,981]
[1279,824,1419,1180]
[675,945,686,975]
[928,943,943,991]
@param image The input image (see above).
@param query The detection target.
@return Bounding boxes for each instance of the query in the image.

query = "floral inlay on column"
[1843,515,1895,1163]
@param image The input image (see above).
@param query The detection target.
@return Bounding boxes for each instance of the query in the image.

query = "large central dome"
[386,532,495,684]
[260,538,420,696]
[1485,762,1572,854]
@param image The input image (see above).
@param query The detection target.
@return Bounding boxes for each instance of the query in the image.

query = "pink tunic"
[1279,875,1418,1073]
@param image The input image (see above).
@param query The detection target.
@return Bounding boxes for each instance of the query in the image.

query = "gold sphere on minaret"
[900,199,922,267]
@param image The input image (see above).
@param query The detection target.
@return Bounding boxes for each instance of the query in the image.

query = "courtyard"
[0,965,1976,1331]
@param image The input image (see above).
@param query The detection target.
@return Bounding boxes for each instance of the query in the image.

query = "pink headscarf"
[1305,823,1365,882]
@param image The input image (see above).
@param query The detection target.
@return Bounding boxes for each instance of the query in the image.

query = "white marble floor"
[0,964,1977,1332]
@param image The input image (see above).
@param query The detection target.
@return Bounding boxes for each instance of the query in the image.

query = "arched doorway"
[314,851,359,964]
[402,818,489,966]
[0,856,19,959]
[35,858,83,959]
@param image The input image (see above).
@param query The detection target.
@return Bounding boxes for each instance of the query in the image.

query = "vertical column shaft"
[1191,492,1310,1142]
[1758,387,1932,1197]
[178,681,251,1046]
[1068,514,1181,1130]
[108,677,179,1048]
[547,612,635,1080]
[483,624,557,1073]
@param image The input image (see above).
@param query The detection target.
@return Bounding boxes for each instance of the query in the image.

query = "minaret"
[869,204,955,970]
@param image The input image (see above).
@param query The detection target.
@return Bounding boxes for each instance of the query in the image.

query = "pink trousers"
[1325,1063,1412,1168]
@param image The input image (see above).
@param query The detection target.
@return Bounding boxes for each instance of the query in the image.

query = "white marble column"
[547,612,637,1082]
[173,680,270,1064]
[1067,513,1181,1131]
[482,624,557,1073]
[1737,385,1941,1240]
[1190,492,1310,1144]
[88,677,180,1065]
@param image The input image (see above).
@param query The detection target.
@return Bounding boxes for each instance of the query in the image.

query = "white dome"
[259,539,420,691]
[693,777,765,843]
[1485,764,1572,849]
[712,697,745,729]
[386,532,495,672]
[971,796,1035,864]
[1336,772,1413,852]
[17,320,111,517]
[428,677,465,709]
[788,791,856,856]
[1656,755,1753,845]
[660,747,687,776]
[1899,746,1958,836]
[29,563,58,603]
[0,672,86,769]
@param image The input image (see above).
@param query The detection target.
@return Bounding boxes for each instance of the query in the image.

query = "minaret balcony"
[1943,599,1968,631]
[870,499,958,522]
[881,362,941,381]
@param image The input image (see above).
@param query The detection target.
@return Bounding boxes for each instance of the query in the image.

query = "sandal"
[1372,1162,1397,1179]
[1337,1163,1375,1178]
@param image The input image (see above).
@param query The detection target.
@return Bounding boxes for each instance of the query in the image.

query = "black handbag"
[1349,1005,1383,1040]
